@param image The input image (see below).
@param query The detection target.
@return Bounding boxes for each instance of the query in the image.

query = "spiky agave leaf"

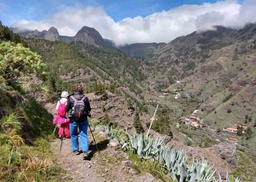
[137,134,144,157]
[179,162,188,182]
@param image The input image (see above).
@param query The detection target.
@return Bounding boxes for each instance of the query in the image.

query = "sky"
[0,0,255,45]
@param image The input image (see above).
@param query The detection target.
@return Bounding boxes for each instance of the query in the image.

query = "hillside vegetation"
[147,24,256,181]
[2,22,256,181]
[152,24,256,142]
[0,25,67,181]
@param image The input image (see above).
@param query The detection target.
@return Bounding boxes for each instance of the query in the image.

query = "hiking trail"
[50,128,161,182]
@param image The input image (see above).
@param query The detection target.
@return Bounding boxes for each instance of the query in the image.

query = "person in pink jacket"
[56,91,70,139]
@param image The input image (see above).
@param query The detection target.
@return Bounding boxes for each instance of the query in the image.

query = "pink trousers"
[58,122,70,138]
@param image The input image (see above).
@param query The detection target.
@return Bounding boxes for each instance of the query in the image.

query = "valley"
[1,22,256,181]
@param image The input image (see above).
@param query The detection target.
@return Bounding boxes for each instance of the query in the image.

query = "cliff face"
[45,27,60,41]
[73,26,105,47]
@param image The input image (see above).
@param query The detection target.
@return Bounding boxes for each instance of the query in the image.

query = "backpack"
[71,95,87,121]
[57,100,67,117]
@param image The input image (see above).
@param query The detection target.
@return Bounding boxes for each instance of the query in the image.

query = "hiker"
[66,84,91,160]
[56,91,70,139]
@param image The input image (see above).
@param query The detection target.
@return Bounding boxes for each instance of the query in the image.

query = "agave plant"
[150,137,165,160]
[214,173,241,182]
[186,160,215,182]
[107,129,241,182]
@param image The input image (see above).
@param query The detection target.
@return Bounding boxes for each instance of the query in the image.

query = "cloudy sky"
[0,0,255,45]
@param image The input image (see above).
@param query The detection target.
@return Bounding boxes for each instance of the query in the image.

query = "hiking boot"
[83,152,89,160]
[73,150,80,155]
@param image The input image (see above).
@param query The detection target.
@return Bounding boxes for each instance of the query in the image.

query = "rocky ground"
[50,129,162,182]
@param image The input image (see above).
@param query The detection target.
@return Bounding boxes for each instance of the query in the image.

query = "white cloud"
[12,0,256,46]
[14,7,114,35]
[236,0,256,26]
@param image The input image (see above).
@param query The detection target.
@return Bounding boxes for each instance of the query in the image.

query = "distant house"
[196,117,201,121]
[162,90,169,96]
[223,128,237,133]
[228,137,238,143]
[233,124,248,130]
[180,119,191,125]
[189,115,197,119]
[191,121,202,128]
[241,125,248,130]
[184,118,190,121]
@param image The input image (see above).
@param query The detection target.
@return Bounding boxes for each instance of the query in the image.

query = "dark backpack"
[71,95,87,121]
[57,100,67,117]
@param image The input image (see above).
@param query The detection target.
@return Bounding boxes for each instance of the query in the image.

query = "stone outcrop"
[74,26,104,47]
[45,27,60,41]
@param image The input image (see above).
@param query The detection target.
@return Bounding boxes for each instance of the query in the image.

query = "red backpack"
[57,100,67,117]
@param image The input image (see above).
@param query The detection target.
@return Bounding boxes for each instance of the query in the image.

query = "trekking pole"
[88,124,100,153]
[53,125,57,135]
[59,136,63,154]
[59,126,65,154]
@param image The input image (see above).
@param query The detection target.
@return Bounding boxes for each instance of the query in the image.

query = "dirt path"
[50,128,161,182]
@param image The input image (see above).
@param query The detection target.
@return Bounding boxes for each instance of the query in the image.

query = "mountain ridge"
[11,26,167,58]
[5,23,256,180]
[13,23,256,61]
[12,26,116,48]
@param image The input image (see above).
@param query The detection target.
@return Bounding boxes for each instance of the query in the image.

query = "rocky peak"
[45,27,60,41]
[23,29,45,39]
[74,26,104,47]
